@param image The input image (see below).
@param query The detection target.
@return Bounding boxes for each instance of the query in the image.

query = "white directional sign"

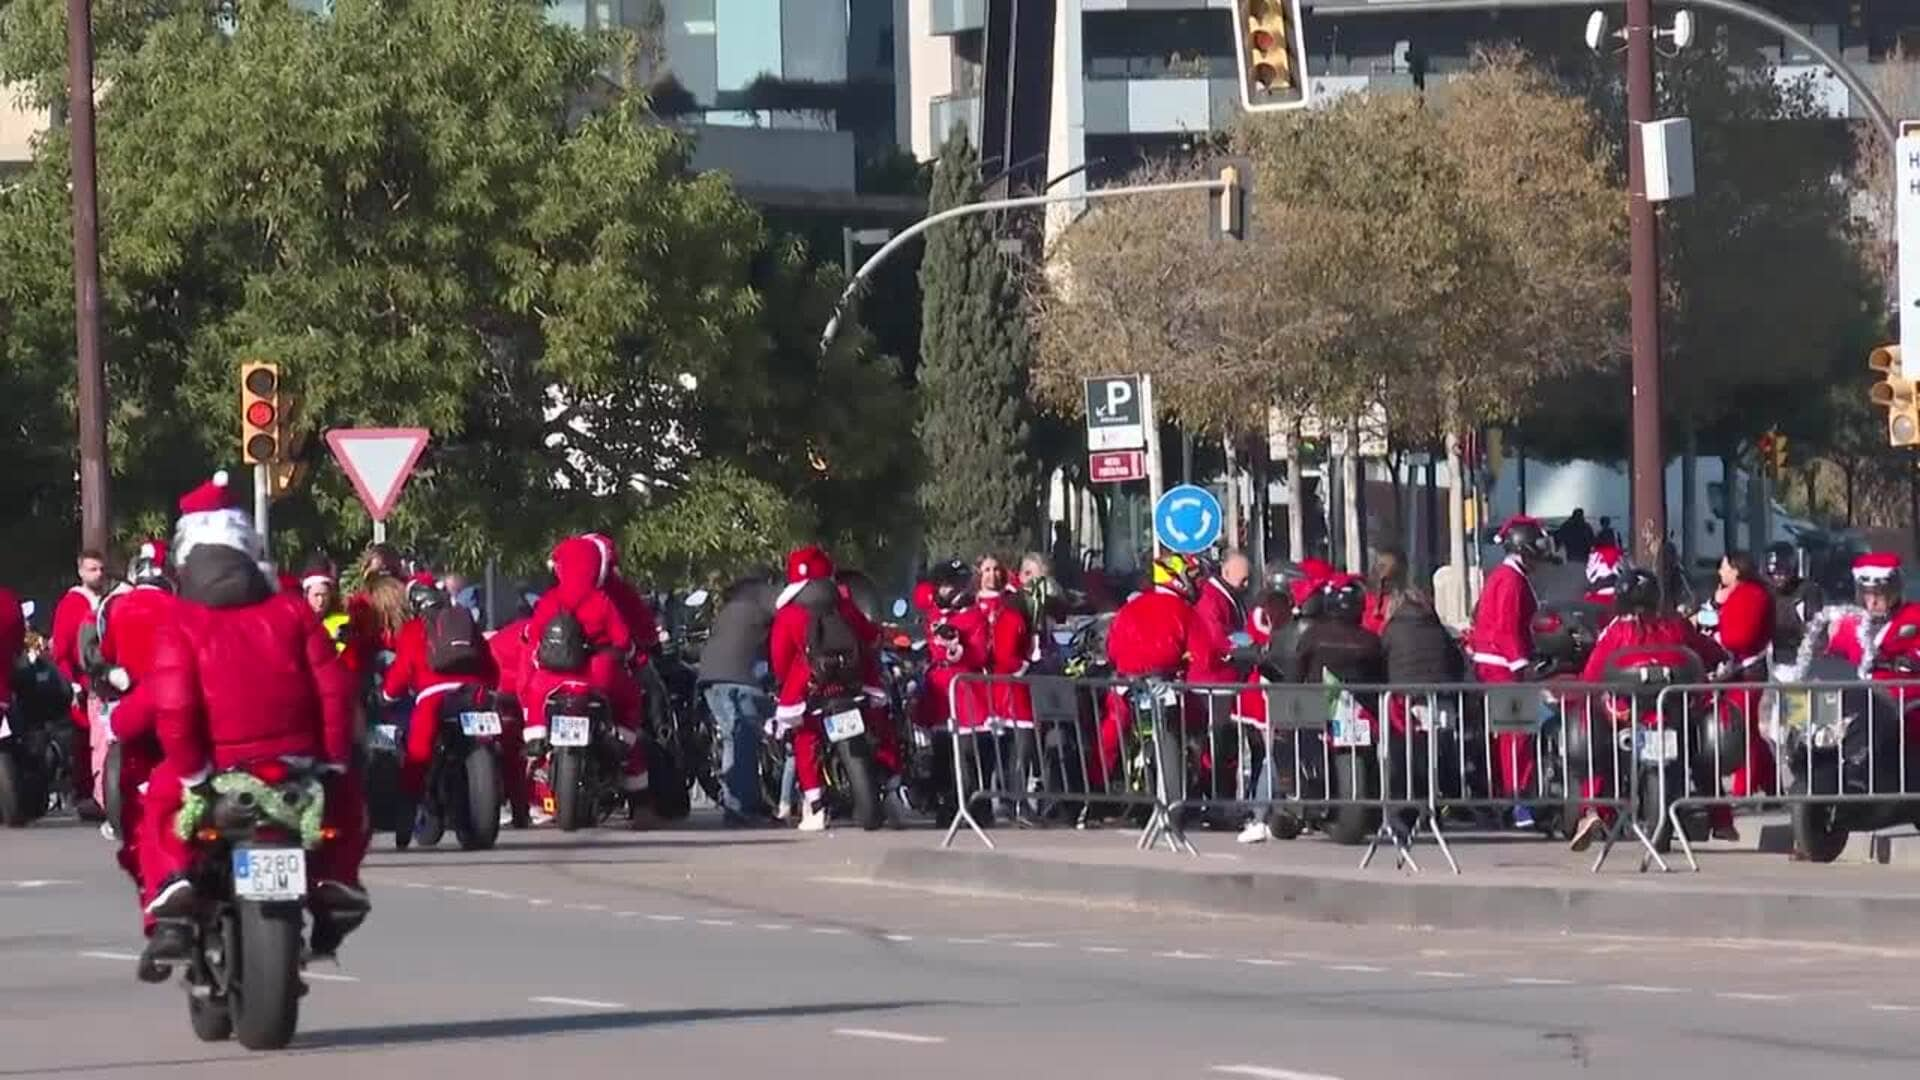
[1899,128,1920,378]
[1084,375,1146,451]
[326,428,430,522]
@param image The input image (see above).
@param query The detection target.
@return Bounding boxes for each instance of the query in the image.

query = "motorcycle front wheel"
[834,737,883,832]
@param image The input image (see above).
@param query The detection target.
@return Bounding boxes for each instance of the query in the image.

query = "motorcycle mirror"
[890,598,909,619]
[19,601,34,620]
[684,589,709,608]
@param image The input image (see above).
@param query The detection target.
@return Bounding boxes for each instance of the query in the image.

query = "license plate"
[368,724,398,751]
[231,848,307,902]
[1330,693,1372,747]
[459,711,503,737]
[1638,729,1680,763]
[825,709,866,743]
[551,715,591,747]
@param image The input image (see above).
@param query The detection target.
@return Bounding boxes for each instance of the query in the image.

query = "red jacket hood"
[549,535,610,604]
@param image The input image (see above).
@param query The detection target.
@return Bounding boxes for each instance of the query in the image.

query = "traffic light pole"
[819,176,1232,353]
[67,0,110,556]
[254,463,271,554]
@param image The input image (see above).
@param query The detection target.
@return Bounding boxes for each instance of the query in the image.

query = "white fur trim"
[1854,566,1897,585]
[173,508,261,565]
[211,469,230,488]
[179,766,212,789]
[776,580,806,609]
[107,668,131,692]
[522,724,548,742]
[138,541,159,562]
[773,700,806,721]
[301,574,334,590]
[585,534,613,587]
[416,682,466,704]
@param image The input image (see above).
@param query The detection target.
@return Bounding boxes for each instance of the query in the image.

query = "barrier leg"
[1667,802,1701,873]
[940,726,993,851]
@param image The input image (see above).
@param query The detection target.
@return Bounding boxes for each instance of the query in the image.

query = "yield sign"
[325,428,430,522]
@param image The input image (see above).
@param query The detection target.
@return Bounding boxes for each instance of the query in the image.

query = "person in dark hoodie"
[134,472,367,979]
[697,570,780,824]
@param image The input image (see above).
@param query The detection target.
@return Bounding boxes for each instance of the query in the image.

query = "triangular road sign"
[325,428,430,522]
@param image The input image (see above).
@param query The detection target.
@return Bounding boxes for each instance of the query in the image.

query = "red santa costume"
[382,607,500,800]
[1583,545,1624,609]
[1188,572,1246,727]
[1468,518,1544,800]
[52,562,117,807]
[487,616,533,820]
[137,474,367,946]
[519,535,646,795]
[97,539,176,886]
[1092,570,1195,789]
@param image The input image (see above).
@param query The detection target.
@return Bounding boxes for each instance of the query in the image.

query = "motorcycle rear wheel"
[0,748,27,827]
[553,749,586,832]
[456,745,501,850]
[230,903,303,1051]
[835,737,882,831]
[1791,802,1850,863]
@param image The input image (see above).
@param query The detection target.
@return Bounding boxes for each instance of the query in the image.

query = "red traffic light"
[1252,29,1275,51]
[246,400,276,428]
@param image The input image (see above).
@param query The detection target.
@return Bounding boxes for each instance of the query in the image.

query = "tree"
[915,130,1036,558]
[0,0,918,584]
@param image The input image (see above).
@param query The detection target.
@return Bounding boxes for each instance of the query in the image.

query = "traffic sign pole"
[254,462,271,553]
[1143,375,1164,556]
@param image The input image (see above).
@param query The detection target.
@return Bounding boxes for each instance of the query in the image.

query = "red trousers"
[138,762,369,931]
[1092,691,1136,790]
[524,654,648,791]
[793,704,899,798]
[1495,732,1537,798]
[397,683,524,810]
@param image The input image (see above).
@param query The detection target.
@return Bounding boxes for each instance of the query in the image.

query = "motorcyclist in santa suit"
[92,540,177,887]
[135,473,368,978]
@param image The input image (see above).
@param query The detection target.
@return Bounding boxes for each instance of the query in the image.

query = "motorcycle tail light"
[249,760,291,785]
[195,827,220,843]
[320,826,339,842]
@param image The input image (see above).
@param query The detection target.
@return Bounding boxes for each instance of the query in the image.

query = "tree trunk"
[1342,419,1363,573]
[1286,425,1306,563]
[1223,437,1242,554]
[1515,433,1528,516]
[1388,449,1406,558]
[1679,428,1697,568]
[1250,440,1269,574]
[1424,452,1439,580]
[1845,462,1857,528]
[1804,465,1816,522]
[1447,430,1469,593]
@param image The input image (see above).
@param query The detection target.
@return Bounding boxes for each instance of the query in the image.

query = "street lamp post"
[67,0,110,555]
[1625,0,1665,568]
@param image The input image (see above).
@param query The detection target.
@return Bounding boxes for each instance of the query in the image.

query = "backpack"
[805,605,862,691]
[535,608,590,672]
[425,605,484,675]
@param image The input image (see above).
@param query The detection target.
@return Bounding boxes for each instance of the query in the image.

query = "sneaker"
[1710,823,1741,843]
[883,785,909,830]
[775,798,794,823]
[139,922,193,981]
[797,801,829,833]
[312,880,371,915]
[74,797,106,823]
[1511,806,1536,831]
[100,822,117,842]
[1236,819,1271,845]
[1567,811,1606,852]
[144,876,197,919]
[528,806,554,827]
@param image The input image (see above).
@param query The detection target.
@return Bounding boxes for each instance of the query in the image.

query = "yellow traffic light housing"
[1869,345,1920,448]
[240,361,282,464]
[1234,0,1310,113]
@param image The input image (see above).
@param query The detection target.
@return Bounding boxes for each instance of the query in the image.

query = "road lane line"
[616,911,639,918]
[1326,964,1385,973]
[530,996,625,1010]
[1716,992,1788,1002]
[1236,958,1290,967]
[809,927,849,936]
[883,934,915,942]
[1084,946,1128,955]
[1870,1003,1919,1013]
[1505,976,1572,986]
[1608,985,1683,995]
[1156,950,1217,960]
[833,1028,947,1045]
[756,923,792,931]
[528,899,552,907]
[697,919,737,927]
[646,914,684,923]
[1011,941,1060,949]
[1211,1064,1345,1080]
[304,972,360,983]
[79,950,140,962]
[1416,971,1470,979]
[945,937,989,945]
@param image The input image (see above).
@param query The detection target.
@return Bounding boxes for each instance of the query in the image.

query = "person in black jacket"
[696,571,780,825]
[1287,576,1385,688]
[1379,588,1465,685]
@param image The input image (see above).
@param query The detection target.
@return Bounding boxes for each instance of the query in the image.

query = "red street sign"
[1089,450,1147,484]
[325,428,430,522]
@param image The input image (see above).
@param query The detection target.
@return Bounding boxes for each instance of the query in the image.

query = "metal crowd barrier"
[929,672,1920,874]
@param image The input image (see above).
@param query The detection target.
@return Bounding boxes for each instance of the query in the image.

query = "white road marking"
[883,934,915,943]
[1326,964,1385,973]
[527,899,552,907]
[1716,992,1789,1002]
[79,950,139,962]
[1236,958,1291,968]
[1505,977,1572,986]
[833,1028,947,1045]
[402,882,432,889]
[1211,1065,1346,1080]
[529,996,625,1011]
[1011,941,1060,950]
[1608,985,1684,995]
[576,903,607,912]
[756,923,792,931]
[646,914,684,923]
[1156,950,1217,960]
[6,880,78,889]
[1415,971,1470,979]
[616,911,639,918]
[304,972,360,983]
[1870,1003,1920,1013]
[808,927,849,936]
[945,937,989,945]
[697,919,736,927]
[1084,946,1128,955]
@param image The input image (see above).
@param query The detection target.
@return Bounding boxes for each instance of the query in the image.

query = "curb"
[871,848,1920,945]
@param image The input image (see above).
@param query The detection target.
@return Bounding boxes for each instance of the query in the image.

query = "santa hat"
[300,556,336,592]
[583,532,620,578]
[133,538,169,568]
[779,546,834,608]
[172,471,262,565]
[1586,544,1624,584]
[1853,552,1902,586]
[1496,514,1542,538]
[1297,558,1335,583]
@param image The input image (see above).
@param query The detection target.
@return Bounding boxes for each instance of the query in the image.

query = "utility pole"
[68,0,110,555]
[1626,0,1665,569]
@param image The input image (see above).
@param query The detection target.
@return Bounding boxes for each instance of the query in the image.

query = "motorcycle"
[1780,656,1920,862]
[360,649,406,833]
[168,761,350,1051]
[1559,647,1722,853]
[644,590,714,818]
[400,686,508,852]
[1,636,72,828]
[535,684,634,831]
[764,687,885,830]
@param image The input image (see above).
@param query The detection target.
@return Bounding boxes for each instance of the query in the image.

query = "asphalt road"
[5,816,1920,1079]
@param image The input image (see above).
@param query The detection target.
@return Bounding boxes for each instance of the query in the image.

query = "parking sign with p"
[1085,376,1145,451]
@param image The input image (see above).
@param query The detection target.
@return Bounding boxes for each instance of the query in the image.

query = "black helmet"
[1614,567,1662,616]
[930,558,971,612]
[1764,542,1798,581]
[1324,575,1366,623]
[407,579,446,615]
[1499,517,1556,563]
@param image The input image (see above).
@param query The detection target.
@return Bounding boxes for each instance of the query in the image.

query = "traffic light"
[1869,345,1920,448]
[1234,0,1309,113]
[1209,157,1254,243]
[240,361,282,464]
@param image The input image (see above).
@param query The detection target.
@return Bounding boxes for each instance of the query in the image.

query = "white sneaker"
[100,822,118,842]
[797,802,828,833]
[1236,820,1271,845]
[529,807,554,827]
[775,798,793,822]
[883,786,909,830]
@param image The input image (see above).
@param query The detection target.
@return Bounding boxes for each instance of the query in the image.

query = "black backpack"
[806,605,862,691]
[425,605,485,675]
[535,608,590,672]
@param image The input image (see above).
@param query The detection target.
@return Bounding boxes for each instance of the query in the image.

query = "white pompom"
[212,469,230,488]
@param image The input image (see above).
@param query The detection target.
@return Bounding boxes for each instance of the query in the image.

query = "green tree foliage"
[915,130,1035,558]
[0,0,916,584]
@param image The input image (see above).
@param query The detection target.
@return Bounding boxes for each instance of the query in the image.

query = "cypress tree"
[915,130,1036,559]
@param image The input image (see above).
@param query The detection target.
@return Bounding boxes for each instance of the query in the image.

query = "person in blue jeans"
[697,573,780,825]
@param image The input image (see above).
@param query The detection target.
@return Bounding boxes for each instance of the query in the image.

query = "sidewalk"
[850,817,1920,945]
